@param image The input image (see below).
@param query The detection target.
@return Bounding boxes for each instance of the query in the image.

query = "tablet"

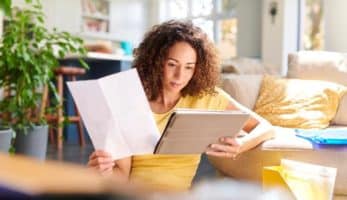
[154,109,250,154]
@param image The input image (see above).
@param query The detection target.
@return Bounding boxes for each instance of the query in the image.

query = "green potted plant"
[0,0,12,17]
[0,0,15,154]
[0,0,87,159]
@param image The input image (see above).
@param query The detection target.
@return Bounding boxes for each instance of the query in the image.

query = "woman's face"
[162,41,197,95]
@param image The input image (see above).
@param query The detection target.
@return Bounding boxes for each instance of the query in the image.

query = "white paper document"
[67,69,160,159]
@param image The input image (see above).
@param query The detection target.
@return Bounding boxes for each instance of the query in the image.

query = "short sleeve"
[214,87,232,110]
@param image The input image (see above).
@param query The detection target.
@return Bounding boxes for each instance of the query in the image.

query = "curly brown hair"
[133,20,220,101]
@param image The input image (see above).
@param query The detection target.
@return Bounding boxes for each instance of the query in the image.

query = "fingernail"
[220,137,224,142]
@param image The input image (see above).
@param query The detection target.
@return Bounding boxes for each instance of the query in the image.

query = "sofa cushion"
[221,74,263,109]
[254,75,346,129]
[288,51,347,125]
[221,57,280,75]
[332,94,347,125]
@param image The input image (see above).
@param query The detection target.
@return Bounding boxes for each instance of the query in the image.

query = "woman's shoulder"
[214,87,231,98]
[184,87,231,100]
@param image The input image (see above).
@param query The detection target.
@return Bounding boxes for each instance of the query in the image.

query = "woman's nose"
[174,67,182,78]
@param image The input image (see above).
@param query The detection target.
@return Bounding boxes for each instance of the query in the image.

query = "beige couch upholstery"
[211,51,347,197]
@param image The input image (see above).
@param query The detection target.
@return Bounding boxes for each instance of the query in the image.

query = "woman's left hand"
[205,136,243,159]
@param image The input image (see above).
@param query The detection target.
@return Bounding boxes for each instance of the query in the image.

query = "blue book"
[295,129,347,145]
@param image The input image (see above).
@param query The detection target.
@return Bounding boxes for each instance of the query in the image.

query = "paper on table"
[67,69,160,159]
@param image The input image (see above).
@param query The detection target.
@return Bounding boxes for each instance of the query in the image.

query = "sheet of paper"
[67,69,160,159]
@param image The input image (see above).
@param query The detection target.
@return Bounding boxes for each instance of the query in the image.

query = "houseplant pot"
[14,125,48,160]
[0,127,13,153]
[0,0,87,160]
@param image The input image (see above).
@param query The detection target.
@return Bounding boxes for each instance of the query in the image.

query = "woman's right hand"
[87,150,115,176]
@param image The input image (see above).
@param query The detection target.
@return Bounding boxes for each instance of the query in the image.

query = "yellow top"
[130,88,231,191]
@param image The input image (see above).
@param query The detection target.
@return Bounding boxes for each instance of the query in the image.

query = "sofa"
[209,51,347,198]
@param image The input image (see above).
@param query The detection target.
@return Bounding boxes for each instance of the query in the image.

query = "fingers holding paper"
[88,150,115,176]
[205,136,242,159]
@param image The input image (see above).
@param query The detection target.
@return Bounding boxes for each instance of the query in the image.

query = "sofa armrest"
[288,51,347,86]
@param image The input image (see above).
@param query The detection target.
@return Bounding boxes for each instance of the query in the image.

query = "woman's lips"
[170,82,182,88]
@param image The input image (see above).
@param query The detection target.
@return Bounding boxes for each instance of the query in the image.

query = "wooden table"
[0,153,145,198]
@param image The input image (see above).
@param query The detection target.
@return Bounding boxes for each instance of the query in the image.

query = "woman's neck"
[151,91,181,114]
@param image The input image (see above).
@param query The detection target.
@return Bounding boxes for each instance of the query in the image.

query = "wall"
[12,0,80,32]
[262,0,284,74]
[109,0,148,45]
[45,0,81,33]
[236,0,262,58]
[11,0,149,46]
[324,0,347,52]
[262,0,299,75]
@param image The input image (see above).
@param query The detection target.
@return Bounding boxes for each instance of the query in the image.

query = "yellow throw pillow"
[254,75,347,129]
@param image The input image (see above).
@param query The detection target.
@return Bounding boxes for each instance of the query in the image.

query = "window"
[302,0,324,50]
[162,0,238,59]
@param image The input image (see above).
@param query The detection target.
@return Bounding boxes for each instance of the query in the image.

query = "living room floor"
[46,142,94,165]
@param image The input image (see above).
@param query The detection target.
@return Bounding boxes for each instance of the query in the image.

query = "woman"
[88,20,274,191]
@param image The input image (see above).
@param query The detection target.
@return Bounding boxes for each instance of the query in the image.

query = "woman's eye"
[185,66,194,70]
[168,63,176,67]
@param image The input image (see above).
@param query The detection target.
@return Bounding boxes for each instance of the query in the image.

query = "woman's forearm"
[206,100,275,158]
[113,166,129,179]
[238,120,275,153]
[225,99,275,153]
[113,157,132,181]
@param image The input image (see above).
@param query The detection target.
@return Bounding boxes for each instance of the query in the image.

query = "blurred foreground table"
[0,153,145,199]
